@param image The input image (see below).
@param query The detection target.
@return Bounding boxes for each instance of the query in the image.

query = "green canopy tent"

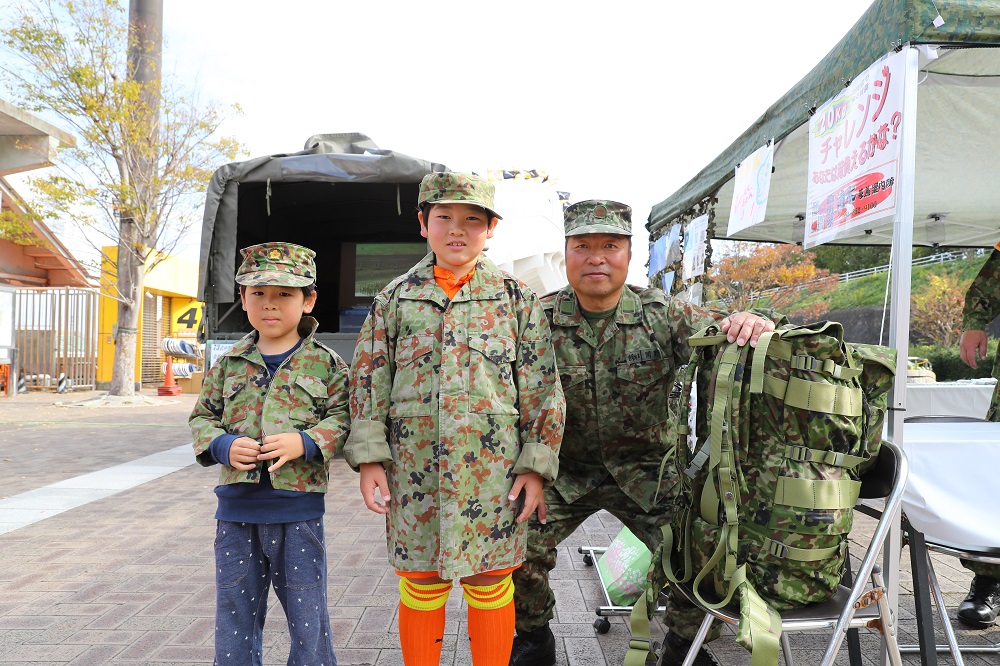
[649,0,1000,248]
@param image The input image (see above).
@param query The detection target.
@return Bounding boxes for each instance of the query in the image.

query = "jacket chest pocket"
[616,360,670,431]
[468,335,518,415]
[390,335,436,418]
[222,375,256,435]
[288,373,328,430]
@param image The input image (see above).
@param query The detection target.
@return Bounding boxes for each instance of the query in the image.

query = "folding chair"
[900,415,1000,665]
[671,438,908,666]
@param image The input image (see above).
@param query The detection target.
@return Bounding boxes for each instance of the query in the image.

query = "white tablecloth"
[900,421,1000,547]
[905,382,994,419]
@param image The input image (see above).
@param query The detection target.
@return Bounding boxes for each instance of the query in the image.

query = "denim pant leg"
[215,521,271,666]
[261,520,337,666]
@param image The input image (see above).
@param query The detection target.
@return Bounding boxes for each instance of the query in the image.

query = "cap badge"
[594,206,607,218]
[268,249,282,260]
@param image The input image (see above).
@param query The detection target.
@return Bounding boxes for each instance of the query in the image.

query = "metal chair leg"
[926,555,965,666]
[908,528,939,666]
[682,614,716,666]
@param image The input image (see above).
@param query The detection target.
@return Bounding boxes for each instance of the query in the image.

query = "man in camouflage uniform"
[510,201,775,666]
[190,242,351,664]
[955,246,1000,629]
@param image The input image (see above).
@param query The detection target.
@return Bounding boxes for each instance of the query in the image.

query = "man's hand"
[960,330,989,369]
[229,436,262,471]
[720,312,775,347]
[509,471,546,524]
[258,432,306,473]
[360,462,391,515]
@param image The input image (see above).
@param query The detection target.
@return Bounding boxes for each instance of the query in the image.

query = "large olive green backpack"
[626,321,896,666]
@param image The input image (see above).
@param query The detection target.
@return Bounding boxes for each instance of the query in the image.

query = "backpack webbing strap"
[761,375,863,416]
[732,565,782,666]
[773,477,862,510]
[761,537,846,562]
[700,343,742,525]
[749,331,777,394]
[624,592,657,665]
[784,444,865,469]
[790,354,862,380]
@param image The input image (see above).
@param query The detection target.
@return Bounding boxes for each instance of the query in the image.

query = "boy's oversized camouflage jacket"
[963,248,1000,420]
[542,284,726,513]
[190,317,351,492]
[346,253,565,579]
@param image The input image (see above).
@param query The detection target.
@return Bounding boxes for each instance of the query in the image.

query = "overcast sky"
[10,0,879,284]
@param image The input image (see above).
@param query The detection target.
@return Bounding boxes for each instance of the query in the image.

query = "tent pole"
[883,43,919,666]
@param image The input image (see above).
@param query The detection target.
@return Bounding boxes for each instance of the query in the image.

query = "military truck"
[197,133,446,363]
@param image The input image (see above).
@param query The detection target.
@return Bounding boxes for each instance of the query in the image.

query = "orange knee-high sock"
[398,577,452,666]
[463,575,515,666]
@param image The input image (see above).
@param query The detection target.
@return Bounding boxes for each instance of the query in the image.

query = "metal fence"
[14,287,99,391]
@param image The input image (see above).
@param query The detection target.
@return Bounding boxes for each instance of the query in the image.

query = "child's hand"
[509,472,546,524]
[360,463,391,514]
[258,432,306,473]
[229,436,262,470]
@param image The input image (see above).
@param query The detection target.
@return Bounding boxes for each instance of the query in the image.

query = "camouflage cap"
[418,172,502,220]
[235,242,316,287]
[564,200,632,237]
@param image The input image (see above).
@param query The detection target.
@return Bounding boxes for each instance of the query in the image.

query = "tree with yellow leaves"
[708,241,837,322]
[910,273,968,347]
[1,0,242,396]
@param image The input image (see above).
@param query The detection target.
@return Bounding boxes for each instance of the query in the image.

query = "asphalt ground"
[0,389,997,665]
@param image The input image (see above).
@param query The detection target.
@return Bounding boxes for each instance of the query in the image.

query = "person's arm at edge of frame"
[345,298,395,515]
[960,249,1000,369]
[509,287,566,525]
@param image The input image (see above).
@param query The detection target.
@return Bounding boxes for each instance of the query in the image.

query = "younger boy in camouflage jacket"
[346,172,565,666]
[190,242,350,665]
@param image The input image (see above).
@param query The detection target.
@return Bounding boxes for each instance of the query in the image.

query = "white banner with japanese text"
[805,49,907,248]
[728,142,774,235]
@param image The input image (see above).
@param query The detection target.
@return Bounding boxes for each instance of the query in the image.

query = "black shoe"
[657,631,718,666]
[957,575,1000,629]
[510,624,556,666]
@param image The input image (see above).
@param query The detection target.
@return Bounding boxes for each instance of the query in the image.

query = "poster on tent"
[728,142,774,235]
[804,48,907,249]
[682,214,708,280]
[648,235,668,278]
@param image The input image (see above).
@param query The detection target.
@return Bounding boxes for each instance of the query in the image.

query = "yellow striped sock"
[463,575,515,666]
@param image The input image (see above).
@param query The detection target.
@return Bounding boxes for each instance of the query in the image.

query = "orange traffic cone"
[158,356,183,396]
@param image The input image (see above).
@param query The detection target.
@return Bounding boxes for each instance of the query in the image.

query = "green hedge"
[909,340,999,381]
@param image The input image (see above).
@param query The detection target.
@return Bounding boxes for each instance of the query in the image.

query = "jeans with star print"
[214,519,337,666]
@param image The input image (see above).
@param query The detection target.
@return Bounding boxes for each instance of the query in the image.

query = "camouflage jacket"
[346,253,565,578]
[190,317,351,492]
[963,248,1000,419]
[543,285,726,512]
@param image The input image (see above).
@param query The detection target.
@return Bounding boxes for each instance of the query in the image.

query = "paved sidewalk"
[0,389,998,665]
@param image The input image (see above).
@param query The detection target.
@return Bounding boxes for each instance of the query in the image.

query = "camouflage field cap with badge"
[564,200,632,237]
[235,242,317,288]
[417,171,503,220]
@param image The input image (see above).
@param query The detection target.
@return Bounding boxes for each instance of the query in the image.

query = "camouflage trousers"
[962,560,1000,578]
[512,475,718,642]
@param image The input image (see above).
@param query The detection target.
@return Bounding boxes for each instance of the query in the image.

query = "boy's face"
[240,285,316,349]
[419,202,497,277]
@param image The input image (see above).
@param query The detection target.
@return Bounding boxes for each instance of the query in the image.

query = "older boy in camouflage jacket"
[190,242,350,665]
[346,172,565,666]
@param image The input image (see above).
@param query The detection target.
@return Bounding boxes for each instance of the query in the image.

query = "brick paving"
[0,389,998,665]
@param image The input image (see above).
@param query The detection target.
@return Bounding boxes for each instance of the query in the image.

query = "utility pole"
[109,0,163,396]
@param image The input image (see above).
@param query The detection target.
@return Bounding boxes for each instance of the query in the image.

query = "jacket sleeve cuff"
[344,419,392,471]
[512,442,559,482]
